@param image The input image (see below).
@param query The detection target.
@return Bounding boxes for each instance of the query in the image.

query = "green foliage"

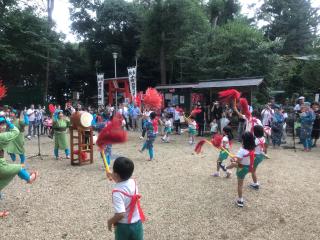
[259,0,319,54]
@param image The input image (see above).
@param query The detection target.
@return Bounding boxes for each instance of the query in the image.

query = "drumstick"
[100,151,110,172]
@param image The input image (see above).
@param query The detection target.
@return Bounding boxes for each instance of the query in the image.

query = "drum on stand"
[70,111,93,129]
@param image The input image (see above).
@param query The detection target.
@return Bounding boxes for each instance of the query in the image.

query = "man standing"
[131,104,141,131]
[173,105,183,134]
[294,96,305,112]
[195,103,205,137]
[26,104,35,139]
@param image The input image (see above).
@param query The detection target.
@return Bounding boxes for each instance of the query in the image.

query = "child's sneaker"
[139,136,143,140]
[236,199,244,207]
[211,172,220,177]
[249,183,260,190]
[226,170,232,178]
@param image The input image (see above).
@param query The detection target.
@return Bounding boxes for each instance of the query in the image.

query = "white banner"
[97,73,104,106]
[127,67,137,97]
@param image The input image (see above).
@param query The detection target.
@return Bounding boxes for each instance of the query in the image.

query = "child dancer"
[6,110,27,165]
[187,116,197,145]
[212,126,233,177]
[139,112,157,161]
[161,114,172,143]
[108,157,145,239]
[226,132,256,207]
[250,125,266,190]
[53,110,70,159]
[0,117,38,218]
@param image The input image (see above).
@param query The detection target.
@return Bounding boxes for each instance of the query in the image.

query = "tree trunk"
[160,31,166,85]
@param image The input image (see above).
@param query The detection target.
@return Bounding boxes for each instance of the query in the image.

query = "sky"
[47,0,319,42]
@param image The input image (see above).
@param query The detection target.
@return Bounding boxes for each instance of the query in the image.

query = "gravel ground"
[0,131,320,240]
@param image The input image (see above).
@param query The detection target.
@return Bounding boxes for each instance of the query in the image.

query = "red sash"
[112,180,146,224]
[244,150,255,172]
[258,138,265,152]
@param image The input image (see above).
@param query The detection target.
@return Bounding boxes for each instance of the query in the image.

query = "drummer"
[53,110,70,160]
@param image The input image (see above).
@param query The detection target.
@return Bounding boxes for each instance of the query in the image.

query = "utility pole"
[44,0,54,104]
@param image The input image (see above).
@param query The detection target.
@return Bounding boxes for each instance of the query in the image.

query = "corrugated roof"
[156,84,197,89]
[195,78,263,88]
[156,78,264,89]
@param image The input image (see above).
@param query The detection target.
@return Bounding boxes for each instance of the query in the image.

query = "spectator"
[173,105,183,134]
[300,103,315,151]
[271,105,284,148]
[26,104,36,139]
[294,96,305,112]
[211,101,223,133]
[131,104,141,131]
[195,103,205,137]
[311,102,320,147]
[261,103,274,127]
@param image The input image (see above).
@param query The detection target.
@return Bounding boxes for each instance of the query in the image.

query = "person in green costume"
[6,110,27,164]
[0,116,38,218]
[53,110,70,159]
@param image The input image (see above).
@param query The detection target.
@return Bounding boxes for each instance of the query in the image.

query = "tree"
[140,0,210,85]
[206,0,240,28]
[259,0,319,55]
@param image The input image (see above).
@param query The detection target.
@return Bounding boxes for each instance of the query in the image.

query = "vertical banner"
[127,67,137,98]
[97,73,104,106]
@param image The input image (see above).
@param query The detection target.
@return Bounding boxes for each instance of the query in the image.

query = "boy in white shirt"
[108,157,145,240]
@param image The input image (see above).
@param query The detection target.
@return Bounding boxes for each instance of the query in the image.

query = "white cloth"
[261,108,274,126]
[255,137,265,155]
[27,108,35,121]
[236,147,251,166]
[189,120,197,130]
[165,119,172,128]
[174,109,181,121]
[221,135,230,149]
[210,122,218,133]
[242,115,262,132]
[294,104,301,111]
[112,179,141,224]
[220,117,230,130]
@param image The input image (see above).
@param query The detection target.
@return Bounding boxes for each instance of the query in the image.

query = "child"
[210,119,218,137]
[212,126,233,177]
[161,114,172,143]
[226,132,256,207]
[250,125,266,190]
[108,157,145,239]
[139,112,157,161]
[187,116,197,145]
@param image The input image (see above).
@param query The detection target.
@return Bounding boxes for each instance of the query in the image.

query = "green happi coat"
[53,119,70,150]
[5,119,25,155]
[0,127,22,191]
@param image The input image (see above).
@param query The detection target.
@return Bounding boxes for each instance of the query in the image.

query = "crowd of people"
[0,94,319,239]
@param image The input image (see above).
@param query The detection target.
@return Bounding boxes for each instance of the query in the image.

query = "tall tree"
[259,0,319,55]
[140,0,209,85]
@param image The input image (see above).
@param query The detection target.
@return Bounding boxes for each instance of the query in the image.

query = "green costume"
[53,119,70,150]
[0,127,22,191]
[5,119,25,155]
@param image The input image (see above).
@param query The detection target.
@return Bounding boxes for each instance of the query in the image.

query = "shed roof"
[156,77,263,89]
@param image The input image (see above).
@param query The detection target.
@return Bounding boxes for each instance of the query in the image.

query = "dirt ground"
[0,131,319,240]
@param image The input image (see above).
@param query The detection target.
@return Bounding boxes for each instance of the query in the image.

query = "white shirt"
[242,115,262,132]
[112,179,141,224]
[210,122,218,133]
[221,135,230,149]
[165,119,172,128]
[27,108,35,121]
[261,108,274,126]
[255,137,265,155]
[236,147,251,166]
[189,120,197,129]
[174,109,181,121]
[294,104,301,111]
